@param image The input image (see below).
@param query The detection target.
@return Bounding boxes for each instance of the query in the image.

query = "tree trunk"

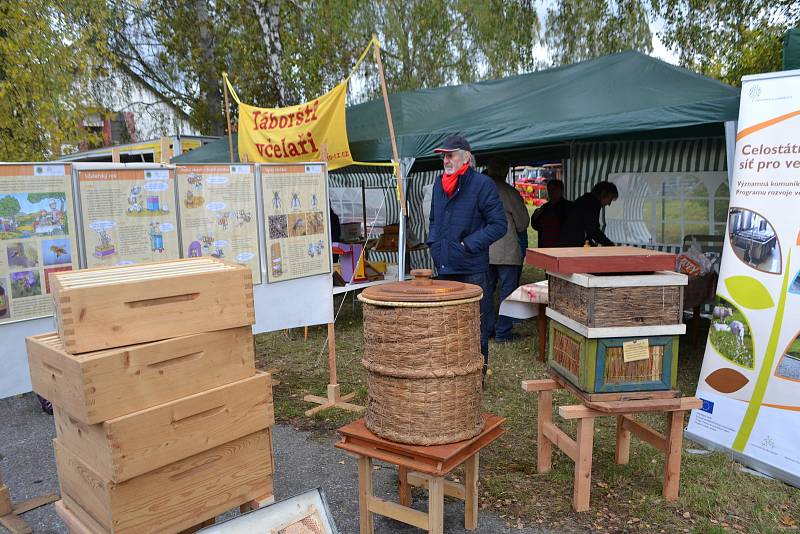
[250,0,287,106]
[195,0,224,136]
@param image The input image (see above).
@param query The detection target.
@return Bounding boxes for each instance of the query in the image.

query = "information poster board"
[261,163,331,283]
[0,163,79,323]
[176,164,262,283]
[687,69,800,486]
[77,167,180,267]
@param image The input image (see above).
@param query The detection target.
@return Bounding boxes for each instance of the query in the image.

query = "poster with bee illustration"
[176,164,261,284]
[260,163,331,283]
[76,166,180,268]
[0,163,80,323]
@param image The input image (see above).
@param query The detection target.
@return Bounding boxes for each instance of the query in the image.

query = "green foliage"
[653,0,799,86]
[709,326,755,368]
[0,196,21,219]
[0,0,108,160]
[106,0,541,133]
[353,0,539,96]
[27,192,66,208]
[786,337,800,358]
[709,296,755,368]
[545,0,653,65]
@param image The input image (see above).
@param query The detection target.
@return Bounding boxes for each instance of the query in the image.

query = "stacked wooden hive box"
[531,248,688,394]
[26,258,274,534]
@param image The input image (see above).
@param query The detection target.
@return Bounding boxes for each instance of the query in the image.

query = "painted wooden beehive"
[545,270,687,393]
[548,319,680,393]
[526,247,687,394]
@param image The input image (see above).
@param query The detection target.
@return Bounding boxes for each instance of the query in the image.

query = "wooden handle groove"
[170,405,226,427]
[144,351,204,370]
[124,292,199,308]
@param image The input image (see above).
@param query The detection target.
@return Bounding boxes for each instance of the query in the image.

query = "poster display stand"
[0,163,79,325]
[303,322,364,417]
[0,161,340,399]
[176,164,262,283]
[75,164,181,268]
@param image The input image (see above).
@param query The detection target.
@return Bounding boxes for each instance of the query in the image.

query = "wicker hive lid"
[362,269,482,303]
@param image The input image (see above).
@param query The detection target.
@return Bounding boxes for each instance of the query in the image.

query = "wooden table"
[497,281,549,362]
[336,415,505,534]
[522,377,701,512]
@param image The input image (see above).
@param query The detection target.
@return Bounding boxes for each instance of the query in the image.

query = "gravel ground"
[0,392,552,534]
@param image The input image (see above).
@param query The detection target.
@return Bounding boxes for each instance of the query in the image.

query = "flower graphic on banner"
[725,252,792,452]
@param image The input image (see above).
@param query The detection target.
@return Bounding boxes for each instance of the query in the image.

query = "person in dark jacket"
[427,135,506,378]
[485,157,529,343]
[559,181,618,247]
[531,180,571,248]
[329,206,341,242]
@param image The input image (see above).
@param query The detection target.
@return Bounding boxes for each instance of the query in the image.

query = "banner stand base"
[685,430,800,488]
[304,384,364,417]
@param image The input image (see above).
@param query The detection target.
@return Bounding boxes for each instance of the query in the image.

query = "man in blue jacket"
[427,135,507,379]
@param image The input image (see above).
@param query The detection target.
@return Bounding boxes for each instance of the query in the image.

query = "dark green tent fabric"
[172,51,739,164]
[784,28,800,71]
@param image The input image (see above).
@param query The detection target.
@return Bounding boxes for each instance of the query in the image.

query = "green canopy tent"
[173,51,740,269]
[173,50,739,165]
[784,28,800,71]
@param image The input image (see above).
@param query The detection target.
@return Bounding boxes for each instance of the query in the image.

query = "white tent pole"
[397,157,415,280]
[724,120,738,187]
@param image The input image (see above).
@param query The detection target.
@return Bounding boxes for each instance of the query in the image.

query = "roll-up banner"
[687,69,800,486]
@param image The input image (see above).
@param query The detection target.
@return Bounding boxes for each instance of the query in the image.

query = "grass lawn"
[254,224,799,533]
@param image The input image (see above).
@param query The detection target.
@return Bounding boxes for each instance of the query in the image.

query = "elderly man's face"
[441,150,469,174]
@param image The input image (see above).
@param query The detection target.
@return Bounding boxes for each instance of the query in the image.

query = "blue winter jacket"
[427,167,507,275]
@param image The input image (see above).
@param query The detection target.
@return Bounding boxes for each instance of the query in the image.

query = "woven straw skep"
[362,301,481,377]
[361,299,485,445]
[365,372,484,445]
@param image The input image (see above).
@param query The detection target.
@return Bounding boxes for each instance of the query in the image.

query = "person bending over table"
[559,181,618,247]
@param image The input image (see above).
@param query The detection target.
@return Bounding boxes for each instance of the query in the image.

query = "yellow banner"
[237,82,353,170]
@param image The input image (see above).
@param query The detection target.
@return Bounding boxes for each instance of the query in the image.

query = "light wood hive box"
[54,430,274,534]
[27,327,255,424]
[53,372,273,482]
[547,319,679,393]
[547,271,687,330]
[50,258,254,354]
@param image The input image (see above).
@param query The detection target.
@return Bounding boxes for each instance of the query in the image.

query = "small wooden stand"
[522,377,700,512]
[0,470,58,534]
[303,322,364,416]
[336,415,505,534]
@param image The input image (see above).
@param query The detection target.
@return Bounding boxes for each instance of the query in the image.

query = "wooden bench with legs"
[522,377,701,512]
[336,415,505,534]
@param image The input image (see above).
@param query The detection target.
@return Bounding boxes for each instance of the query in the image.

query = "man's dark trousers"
[486,264,519,341]
[439,272,492,376]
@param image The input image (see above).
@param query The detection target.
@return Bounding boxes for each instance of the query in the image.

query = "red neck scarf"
[442,163,469,197]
